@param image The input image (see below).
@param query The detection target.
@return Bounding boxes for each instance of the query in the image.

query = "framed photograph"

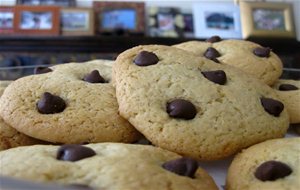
[148,7,185,38]
[61,8,94,36]
[14,5,60,36]
[17,0,76,7]
[182,12,194,38]
[0,6,15,34]
[240,1,296,39]
[93,1,145,35]
[193,2,242,39]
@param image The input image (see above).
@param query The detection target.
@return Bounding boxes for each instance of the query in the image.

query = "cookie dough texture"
[174,40,283,85]
[0,143,218,190]
[0,60,140,144]
[113,45,289,161]
[273,79,300,124]
[0,81,43,150]
[226,138,300,190]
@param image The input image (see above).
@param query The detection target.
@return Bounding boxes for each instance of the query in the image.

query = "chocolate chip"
[83,70,106,83]
[261,97,284,117]
[162,157,198,178]
[57,144,96,162]
[167,99,197,120]
[34,66,52,74]
[204,47,221,63]
[202,70,227,85]
[134,51,159,66]
[255,160,292,181]
[279,84,298,91]
[253,47,271,58]
[205,36,222,43]
[67,184,94,190]
[37,92,66,114]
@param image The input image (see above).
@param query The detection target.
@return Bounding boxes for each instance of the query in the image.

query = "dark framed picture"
[148,7,184,38]
[193,2,242,39]
[14,5,60,36]
[240,1,296,39]
[182,13,194,38]
[17,0,76,7]
[61,8,94,36]
[93,1,145,35]
[0,6,15,34]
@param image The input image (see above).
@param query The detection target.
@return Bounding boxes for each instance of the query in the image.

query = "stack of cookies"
[0,37,299,190]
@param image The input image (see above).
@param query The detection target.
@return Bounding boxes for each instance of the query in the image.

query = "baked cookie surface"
[0,143,218,190]
[273,79,300,124]
[226,138,300,190]
[113,45,289,160]
[0,81,44,150]
[0,60,140,144]
[174,39,282,85]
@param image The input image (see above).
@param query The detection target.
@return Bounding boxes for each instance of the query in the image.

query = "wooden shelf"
[0,36,299,55]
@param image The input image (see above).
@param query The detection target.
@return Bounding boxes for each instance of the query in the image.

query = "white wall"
[0,0,299,40]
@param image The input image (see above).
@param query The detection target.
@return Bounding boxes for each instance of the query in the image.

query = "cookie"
[272,79,300,124]
[0,60,140,144]
[113,45,289,161]
[0,143,218,190]
[0,81,44,151]
[174,38,283,85]
[226,138,300,190]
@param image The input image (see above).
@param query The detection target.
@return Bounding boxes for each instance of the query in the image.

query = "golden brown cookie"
[0,143,218,190]
[174,38,283,85]
[113,45,289,161]
[226,138,300,190]
[0,60,140,144]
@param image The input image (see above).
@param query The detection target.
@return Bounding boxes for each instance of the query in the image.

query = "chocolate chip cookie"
[226,138,300,190]
[0,60,140,144]
[174,37,283,85]
[0,143,218,190]
[272,79,300,124]
[113,45,289,160]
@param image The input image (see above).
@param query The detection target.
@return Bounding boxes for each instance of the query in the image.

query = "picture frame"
[0,6,15,34]
[16,0,76,7]
[14,5,60,36]
[182,12,194,38]
[240,1,296,39]
[93,1,145,35]
[193,2,242,39]
[61,8,94,36]
[148,7,185,38]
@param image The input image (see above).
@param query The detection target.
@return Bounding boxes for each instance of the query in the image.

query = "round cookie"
[174,38,283,85]
[226,138,300,190]
[0,143,218,190]
[0,81,44,151]
[113,45,289,161]
[0,60,140,144]
[272,79,300,124]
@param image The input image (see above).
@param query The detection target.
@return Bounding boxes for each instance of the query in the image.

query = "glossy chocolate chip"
[134,51,159,66]
[255,161,292,181]
[279,84,298,91]
[261,97,284,117]
[34,66,52,74]
[167,99,197,120]
[253,47,271,58]
[67,184,94,190]
[204,47,221,63]
[202,70,227,85]
[83,70,106,83]
[57,144,96,162]
[37,92,66,114]
[205,35,222,43]
[162,157,198,178]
